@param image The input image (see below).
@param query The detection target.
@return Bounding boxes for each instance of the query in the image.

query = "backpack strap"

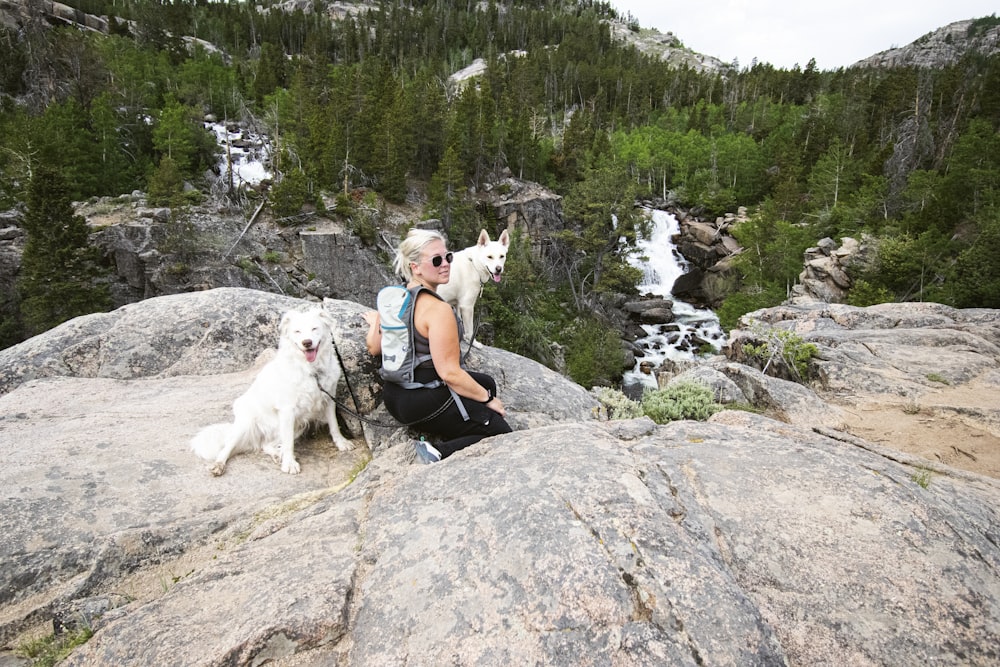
[402,285,471,421]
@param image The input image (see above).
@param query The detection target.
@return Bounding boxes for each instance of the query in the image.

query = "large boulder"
[787,236,868,304]
[0,288,306,395]
[1,290,999,666]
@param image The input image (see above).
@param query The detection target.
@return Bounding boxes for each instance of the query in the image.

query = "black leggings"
[382,371,512,459]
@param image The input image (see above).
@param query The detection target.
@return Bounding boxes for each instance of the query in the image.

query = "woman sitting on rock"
[363,229,511,463]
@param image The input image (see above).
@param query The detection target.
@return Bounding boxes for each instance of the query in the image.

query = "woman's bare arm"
[419,294,506,416]
[362,311,381,355]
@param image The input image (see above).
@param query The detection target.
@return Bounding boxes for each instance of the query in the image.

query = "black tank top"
[411,290,463,380]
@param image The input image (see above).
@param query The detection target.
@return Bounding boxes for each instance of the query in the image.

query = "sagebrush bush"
[594,387,643,420]
[740,324,818,380]
[640,381,721,424]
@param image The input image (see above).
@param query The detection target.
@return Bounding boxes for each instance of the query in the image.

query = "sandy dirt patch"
[834,381,1000,480]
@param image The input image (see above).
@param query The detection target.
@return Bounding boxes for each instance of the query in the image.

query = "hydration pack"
[376,284,434,387]
[376,283,471,421]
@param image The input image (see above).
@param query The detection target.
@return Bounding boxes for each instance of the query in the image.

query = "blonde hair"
[393,228,447,281]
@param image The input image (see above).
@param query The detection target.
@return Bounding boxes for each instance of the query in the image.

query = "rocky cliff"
[1,289,998,665]
[854,16,1000,69]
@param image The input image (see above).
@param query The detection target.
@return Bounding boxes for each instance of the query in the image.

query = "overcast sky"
[609,1,998,70]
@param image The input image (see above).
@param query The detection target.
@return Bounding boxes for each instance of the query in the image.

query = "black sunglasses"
[429,252,454,267]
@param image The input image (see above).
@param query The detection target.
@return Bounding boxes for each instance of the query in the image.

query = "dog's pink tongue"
[492,273,502,283]
[305,348,318,363]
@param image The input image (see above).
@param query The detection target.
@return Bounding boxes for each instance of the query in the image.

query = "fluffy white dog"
[191,307,353,475]
[436,228,510,348]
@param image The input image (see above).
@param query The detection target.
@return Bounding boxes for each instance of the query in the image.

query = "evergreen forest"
[2,0,1000,381]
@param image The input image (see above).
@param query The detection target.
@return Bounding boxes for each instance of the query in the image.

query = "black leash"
[459,283,485,365]
[324,342,455,428]
[325,339,400,428]
[317,379,454,429]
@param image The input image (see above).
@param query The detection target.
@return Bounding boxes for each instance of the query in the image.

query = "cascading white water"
[209,122,272,187]
[632,209,687,297]
[623,208,726,389]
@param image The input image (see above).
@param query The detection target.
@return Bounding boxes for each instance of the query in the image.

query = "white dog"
[191,308,353,476]
[437,228,510,348]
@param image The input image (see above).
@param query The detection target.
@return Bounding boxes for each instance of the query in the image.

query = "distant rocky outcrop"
[855,17,1000,69]
[607,20,732,73]
[0,0,110,34]
[45,195,391,310]
[480,176,564,258]
[667,206,746,308]
[1,289,998,665]
[786,236,869,304]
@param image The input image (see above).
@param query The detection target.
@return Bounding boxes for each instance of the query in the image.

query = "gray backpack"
[377,284,434,387]
[375,283,471,420]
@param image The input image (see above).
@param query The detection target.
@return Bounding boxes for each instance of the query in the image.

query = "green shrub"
[846,279,893,307]
[563,316,625,388]
[334,191,355,217]
[640,381,721,424]
[17,627,93,666]
[594,387,643,420]
[269,169,316,221]
[146,156,185,206]
[716,285,785,331]
[740,325,818,381]
[348,191,380,246]
[911,467,933,489]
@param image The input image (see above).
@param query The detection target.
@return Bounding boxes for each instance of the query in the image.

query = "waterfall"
[623,209,726,390]
[208,122,272,188]
[632,209,687,296]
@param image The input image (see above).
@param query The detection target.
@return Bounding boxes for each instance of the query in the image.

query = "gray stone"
[1,290,999,666]
[300,229,392,308]
[668,364,749,404]
[732,302,1000,433]
[855,18,1000,68]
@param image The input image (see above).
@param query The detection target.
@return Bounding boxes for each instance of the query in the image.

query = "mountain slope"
[855,16,1000,68]
[607,20,731,73]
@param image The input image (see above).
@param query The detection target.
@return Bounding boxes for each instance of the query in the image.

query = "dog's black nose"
[303,339,313,349]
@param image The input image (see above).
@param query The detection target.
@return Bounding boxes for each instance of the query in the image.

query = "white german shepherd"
[437,229,510,348]
[191,308,353,475]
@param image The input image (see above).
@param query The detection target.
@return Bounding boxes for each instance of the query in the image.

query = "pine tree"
[428,144,478,246]
[18,167,111,337]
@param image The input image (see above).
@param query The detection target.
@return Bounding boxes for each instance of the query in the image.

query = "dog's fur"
[436,228,510,348]
[191,308,352,475]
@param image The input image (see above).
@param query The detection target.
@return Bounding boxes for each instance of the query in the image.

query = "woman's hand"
[484,396,506,417]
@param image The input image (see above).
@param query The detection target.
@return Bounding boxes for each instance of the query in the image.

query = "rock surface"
[1,291,999,666]
[855,17,1000,69]
[729,300,1000,479]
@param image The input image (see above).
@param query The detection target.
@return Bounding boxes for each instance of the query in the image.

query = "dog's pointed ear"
[279,310,293,335]
[499,229,510,247]
[477,229,489,246]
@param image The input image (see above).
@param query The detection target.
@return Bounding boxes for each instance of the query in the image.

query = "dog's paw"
[471,339,484,349]
[281,458,301,474]
[209,462,226,476]
[333,437,353,452]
